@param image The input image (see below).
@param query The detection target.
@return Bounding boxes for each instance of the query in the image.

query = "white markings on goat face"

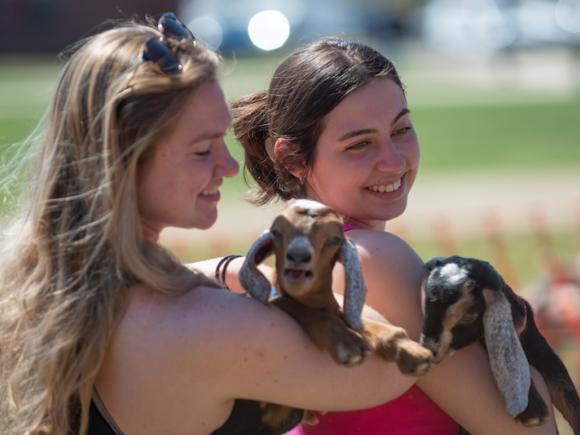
[439,263,468,285]
[290,199,329,214]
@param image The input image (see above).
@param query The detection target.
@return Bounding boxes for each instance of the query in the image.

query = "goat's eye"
[325,236,343,246]
[463,280,476,291]
[458,311,479,325]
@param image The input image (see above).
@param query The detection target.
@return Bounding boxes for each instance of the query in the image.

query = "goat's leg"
[363,319,433,376]
[519,303,580,433]
[515,382,550,427]
[259,402,305,434]
[272,296,372,366]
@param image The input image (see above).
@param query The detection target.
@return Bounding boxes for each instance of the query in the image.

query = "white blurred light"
[188,16,223,51]
[248,10,290,51]
[555,0,580,34]
[422,0,515,57]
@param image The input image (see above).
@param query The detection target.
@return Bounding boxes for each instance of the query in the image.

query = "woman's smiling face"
[136,81,239,240]
[303,78,420,230]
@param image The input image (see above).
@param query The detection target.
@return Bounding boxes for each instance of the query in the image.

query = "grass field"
[2,50,580,176]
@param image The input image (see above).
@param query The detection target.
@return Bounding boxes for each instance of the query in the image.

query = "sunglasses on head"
[142,12,196,76]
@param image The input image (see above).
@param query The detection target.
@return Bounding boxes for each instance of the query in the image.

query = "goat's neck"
[279,274,340,312]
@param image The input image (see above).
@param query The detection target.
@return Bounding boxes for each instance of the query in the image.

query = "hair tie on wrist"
[215,255,242,289]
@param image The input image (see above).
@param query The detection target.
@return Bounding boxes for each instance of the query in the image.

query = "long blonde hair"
[0,20,219,435]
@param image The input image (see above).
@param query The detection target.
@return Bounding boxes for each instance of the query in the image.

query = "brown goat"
[420,255,580,434]
[233,199,433,434]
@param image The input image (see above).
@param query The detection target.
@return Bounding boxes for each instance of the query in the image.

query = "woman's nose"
[376,137,405,173]
[217,144,239,178]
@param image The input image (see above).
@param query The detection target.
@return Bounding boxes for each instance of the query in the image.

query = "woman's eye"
[347,140,370,151]
[190,140,213,156]
[393,126,412,137]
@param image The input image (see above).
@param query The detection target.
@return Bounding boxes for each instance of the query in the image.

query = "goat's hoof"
[395,340,433,376]
[517,414,549,427]
[516,387,550,427]
[333,333,372,367]
[260,403,304,432]
[516,407,549,427]
[301,410,320,426]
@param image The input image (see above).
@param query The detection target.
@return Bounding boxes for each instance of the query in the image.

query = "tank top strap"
[342,223,360,233]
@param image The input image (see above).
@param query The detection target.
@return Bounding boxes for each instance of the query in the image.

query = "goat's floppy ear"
[338,240,367,332]
[483,288,531,417]
[239,231,275,304]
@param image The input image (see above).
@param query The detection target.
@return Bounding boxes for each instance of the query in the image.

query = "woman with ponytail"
[0,15,454,435]
[230,38,557,434]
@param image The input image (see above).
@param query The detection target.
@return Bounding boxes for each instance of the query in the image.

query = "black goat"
[420,255,579,434]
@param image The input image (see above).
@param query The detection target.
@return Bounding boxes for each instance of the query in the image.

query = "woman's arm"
[186,286,415,411]
[343,229,557,435]
[98,283,422,434]
[182,286,417,412]
[189,256,267,293]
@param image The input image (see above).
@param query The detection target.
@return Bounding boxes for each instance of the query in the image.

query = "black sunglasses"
[142,12,196,76]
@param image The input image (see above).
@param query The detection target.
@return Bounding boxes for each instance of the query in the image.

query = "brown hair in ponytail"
[232,38,404,204]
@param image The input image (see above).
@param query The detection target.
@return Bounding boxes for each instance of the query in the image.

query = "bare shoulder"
[116,283,288,355]
[102,282,416,411]
[111,282,333,383]
[97,284,311,426]
[342,229,426,337]
[347,229,423,274]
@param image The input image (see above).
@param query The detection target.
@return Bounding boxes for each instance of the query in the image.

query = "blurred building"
[1,0,578,57]
[179,0,424,54]
[0,0,178,53]
[179,0,579,56]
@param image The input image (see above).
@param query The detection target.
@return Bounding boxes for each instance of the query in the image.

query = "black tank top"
[83,395,302,435]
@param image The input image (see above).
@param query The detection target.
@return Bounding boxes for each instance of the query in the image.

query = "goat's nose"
[286,236,313,264]
[286,247,312,264]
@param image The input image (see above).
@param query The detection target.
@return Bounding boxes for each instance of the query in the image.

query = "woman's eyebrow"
[339,128,375,141]
[393,108,410,124]
[338,108,410,141]
[189,130,226,144]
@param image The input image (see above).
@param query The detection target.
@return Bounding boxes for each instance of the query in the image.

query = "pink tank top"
[288,224,459,435]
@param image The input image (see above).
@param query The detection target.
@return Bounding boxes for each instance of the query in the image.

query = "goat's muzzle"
[283,267,314,284]
[420,333,454,364]
[280,236,316,294]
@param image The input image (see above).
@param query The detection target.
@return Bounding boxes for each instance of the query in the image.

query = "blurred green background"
[1,2,579,432]
[3,49,578,280]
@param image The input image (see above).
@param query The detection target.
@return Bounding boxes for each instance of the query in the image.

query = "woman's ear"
[273,138,306,180]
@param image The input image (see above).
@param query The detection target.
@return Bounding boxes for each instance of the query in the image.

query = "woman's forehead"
[323,78,407,134]
[176,82,231,132]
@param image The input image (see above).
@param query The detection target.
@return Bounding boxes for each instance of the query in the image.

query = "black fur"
[422,256,579,434]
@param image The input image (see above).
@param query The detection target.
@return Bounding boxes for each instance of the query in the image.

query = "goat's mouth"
[420,335,454,364]
[283,268,314,283]
[432,348,455,364]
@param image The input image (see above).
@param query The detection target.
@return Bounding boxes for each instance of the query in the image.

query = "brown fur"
[237,200,434,434]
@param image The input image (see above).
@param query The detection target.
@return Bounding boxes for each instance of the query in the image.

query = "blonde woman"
[0,14,440,435]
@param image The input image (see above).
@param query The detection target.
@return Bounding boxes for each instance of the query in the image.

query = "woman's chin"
[380,198,409,222]
[195,219,217,230]
[189,212,218,231]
